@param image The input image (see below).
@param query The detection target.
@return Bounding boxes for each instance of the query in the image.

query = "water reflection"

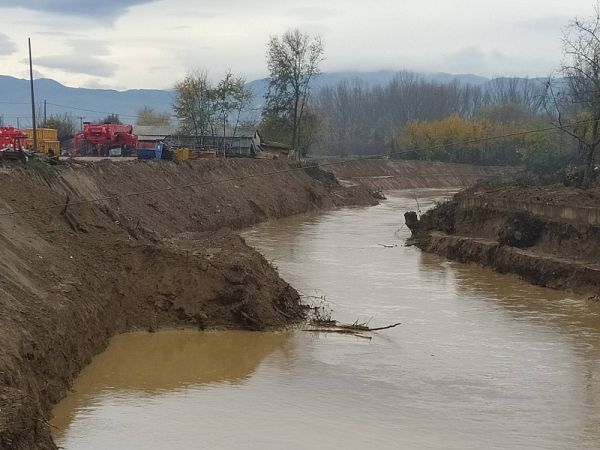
[51,330,295,443]
[52,190,600,450]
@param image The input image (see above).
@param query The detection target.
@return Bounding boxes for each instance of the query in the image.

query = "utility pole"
[28,38,38,152]
[79,116,84,131]
[17,117,20,129]
[43,99,47,125]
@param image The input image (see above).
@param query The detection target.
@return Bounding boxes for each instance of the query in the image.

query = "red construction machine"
[72,122,138,157]
[0,126,28,161]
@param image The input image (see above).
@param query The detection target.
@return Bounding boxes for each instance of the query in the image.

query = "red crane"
[73,123,138,157]
[0,126,28,161]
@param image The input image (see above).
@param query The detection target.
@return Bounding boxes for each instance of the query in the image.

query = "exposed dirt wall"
[326,159,510,190]
[406,185,600,296]
[0,159,376,449]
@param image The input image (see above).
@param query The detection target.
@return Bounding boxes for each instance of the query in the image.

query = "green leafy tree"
[520,126,575,172]
[42,113,76,141]
[173,70,216,138]
[264,29,324,159]
[214,70,254,148]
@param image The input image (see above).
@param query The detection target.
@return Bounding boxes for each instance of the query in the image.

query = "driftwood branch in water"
[302,329,372,340]
[366,322,402,331]
[305,321,401,336]
[335,321,401,332]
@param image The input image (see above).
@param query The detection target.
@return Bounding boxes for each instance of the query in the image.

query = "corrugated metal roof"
[133,125,176,140]
[133,125,258,140]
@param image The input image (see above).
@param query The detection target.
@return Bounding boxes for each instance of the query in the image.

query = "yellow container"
[174,148,190,161]
[25,128,58,141]
[43,141,60,155]
[26,139,61,154]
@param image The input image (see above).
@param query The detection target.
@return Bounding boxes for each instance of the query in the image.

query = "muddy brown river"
[51,190,600,449]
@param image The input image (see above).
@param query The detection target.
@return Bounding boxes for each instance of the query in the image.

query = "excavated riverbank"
[0,159,376,449]
[0,158,499,449]
[326,159,510,190]
[405,184,600,296]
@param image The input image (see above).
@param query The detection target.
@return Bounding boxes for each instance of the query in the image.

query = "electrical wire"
[44,102,142,120]
[0,117,593,218]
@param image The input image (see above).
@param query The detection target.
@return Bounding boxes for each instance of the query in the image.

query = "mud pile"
[0,159,376,449]
[406,184,600,295]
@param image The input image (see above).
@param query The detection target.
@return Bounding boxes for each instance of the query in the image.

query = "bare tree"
[136,106,172,127]
[264,29,324,159]
[101,113,121,124]
[546,3,600,187]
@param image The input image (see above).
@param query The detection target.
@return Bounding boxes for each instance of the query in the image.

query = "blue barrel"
[137,149,156,160]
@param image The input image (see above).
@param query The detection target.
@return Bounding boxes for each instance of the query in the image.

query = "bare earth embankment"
[0,158,498,449]
[326,159,510,190]
[406,184,600,296]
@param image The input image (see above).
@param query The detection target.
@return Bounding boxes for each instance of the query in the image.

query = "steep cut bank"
[326,159,511,190]
[405,184,600,296]
[0,159,376,449]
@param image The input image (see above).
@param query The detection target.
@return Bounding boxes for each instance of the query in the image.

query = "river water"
[51,190,600,450]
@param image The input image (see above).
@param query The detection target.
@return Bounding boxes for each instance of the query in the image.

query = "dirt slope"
[0,159,375,449]
[406,184,600,296]
[326,159,510,190]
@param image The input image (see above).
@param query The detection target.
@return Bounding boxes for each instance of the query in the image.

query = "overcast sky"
[0,0,595,90]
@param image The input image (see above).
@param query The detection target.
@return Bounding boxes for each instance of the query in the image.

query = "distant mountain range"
[0,71,515,127]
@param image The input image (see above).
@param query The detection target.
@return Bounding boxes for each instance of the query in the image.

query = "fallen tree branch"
[307,320,402,333]
[336,322,401,332]
[367,322,402,331]
[302,329,372,340]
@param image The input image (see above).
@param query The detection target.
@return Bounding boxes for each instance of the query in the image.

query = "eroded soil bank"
[326,159,510,190]
[406,184,600,296]
[0,158,497,449]
[0,159,375,449]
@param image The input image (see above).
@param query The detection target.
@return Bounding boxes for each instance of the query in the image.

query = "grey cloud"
[285,7,343,20]
[442,46,506,73]
[34,54,116,77]
[0,0,157,18]
[0,32,17,55]
[441,45,555,77]
[36,31,86,37]
[294,22,331,36]
[66,39,111,56]
[82,79,124,89]
[516,15,571,32]
[32,69,47,78]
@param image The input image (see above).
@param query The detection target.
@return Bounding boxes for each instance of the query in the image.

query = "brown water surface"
[52,189,600,449]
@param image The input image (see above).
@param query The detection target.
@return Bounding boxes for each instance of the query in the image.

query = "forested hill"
[0,71,491,126]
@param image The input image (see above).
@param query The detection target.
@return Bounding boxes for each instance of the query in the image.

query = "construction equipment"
[0,127,28,161]
[72,123,138,157]
[25,128,60,155]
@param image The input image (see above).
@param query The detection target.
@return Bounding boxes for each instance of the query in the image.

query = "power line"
[44,102,141,119]
[0,101,173,121]
[0,117,593,218]
[2,100,261,122]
